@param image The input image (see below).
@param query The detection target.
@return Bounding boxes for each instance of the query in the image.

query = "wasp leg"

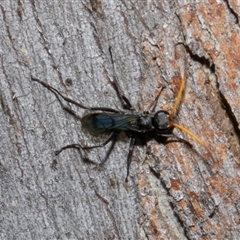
[125,134,136,182]
[31,76,90,110]
[108,47,134,111]
[162,133,215,175]
[31,76,120,113]
[146,85,164,113]
[55,131,117,155]
[98,136,117,167]
[55,132,118,168]
[160,133,193,147]
[82,131,117,149]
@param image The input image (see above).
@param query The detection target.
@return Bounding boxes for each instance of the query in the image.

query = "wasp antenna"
[171,121,215,167]
[170,121,204,146]
[169,71,187,119]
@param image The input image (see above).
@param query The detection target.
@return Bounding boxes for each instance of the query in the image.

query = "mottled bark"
[0,0,239,239]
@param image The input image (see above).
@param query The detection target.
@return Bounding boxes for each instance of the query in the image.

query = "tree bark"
[0,0,239,239]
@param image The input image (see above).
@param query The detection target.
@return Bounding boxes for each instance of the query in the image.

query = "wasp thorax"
[137,115,153,130]
[152,110,169,130]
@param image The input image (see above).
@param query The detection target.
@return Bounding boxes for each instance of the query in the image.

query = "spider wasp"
[31,47,207,181]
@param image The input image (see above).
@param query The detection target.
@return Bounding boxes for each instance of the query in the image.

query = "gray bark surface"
[0,0,240,239]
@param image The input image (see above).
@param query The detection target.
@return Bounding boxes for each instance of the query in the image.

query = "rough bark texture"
[0,0,240,239]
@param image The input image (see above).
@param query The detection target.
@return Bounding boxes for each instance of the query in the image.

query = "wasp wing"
[81,113,139,135]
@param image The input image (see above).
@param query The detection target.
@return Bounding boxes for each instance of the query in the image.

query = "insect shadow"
[31,48,207,181]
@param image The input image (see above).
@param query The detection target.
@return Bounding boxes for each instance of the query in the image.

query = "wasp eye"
[152,111,169,130]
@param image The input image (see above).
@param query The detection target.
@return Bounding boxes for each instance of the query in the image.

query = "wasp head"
[152,110,171,133]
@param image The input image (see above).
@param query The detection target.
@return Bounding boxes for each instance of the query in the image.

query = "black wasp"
[31,48,205,181]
